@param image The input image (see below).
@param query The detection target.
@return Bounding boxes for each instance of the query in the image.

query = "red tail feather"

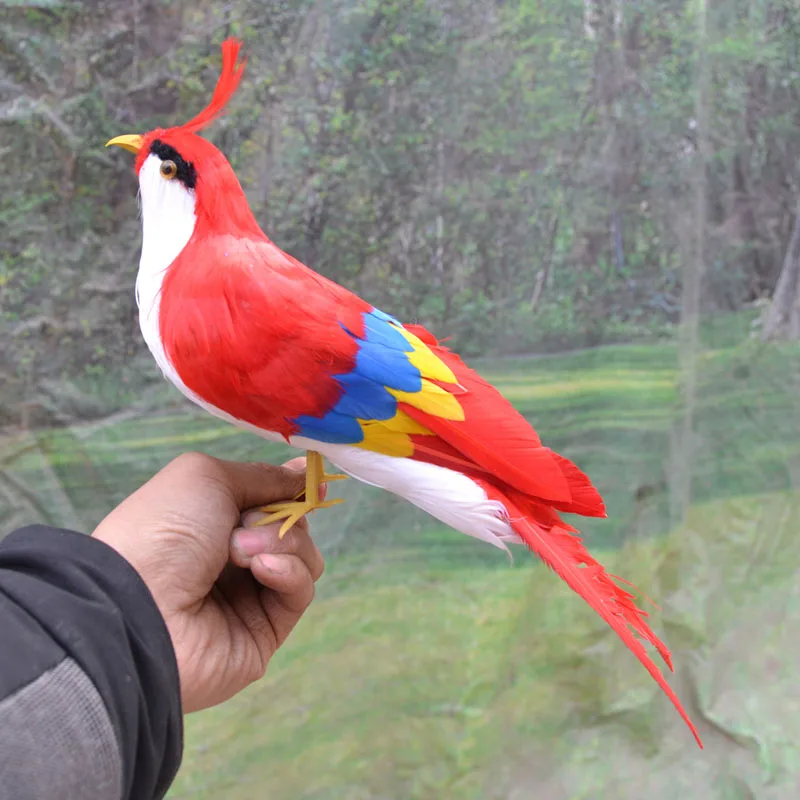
[480,481,702,747]
[548,451,608,517]
[400,322,700,745]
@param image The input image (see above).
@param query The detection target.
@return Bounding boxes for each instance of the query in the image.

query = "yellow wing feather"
[399,327,458,384]
[359,410,431,457]
[354,323,463,457]
[388,381,464,421]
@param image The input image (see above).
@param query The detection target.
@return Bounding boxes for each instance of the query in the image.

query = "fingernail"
[241,510,267,528]
[232,529,271,558]
[258,554,288,574]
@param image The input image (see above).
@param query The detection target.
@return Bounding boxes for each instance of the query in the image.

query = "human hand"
[92,452,325,713]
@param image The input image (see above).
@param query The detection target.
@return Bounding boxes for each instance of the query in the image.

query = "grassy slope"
[3,312,799,796]
[168,489,800,800]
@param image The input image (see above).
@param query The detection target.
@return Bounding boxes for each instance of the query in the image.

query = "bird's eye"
[160,160,178,180]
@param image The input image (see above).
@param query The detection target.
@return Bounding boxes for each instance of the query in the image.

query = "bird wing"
[307,309,605,517]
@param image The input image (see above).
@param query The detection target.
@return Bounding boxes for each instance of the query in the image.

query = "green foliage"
[3,0,800,423]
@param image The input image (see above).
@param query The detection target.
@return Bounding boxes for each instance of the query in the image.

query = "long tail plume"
[479,481,704,748]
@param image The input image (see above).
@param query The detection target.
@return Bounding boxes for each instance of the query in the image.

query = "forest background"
[2,1,800,797]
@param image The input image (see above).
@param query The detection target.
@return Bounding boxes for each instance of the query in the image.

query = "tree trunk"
[672,0,710,525]
[762,200,800,341]
[530,213,560,311]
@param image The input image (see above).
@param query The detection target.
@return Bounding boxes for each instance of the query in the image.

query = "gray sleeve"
[0,526,182,799]
[0,658,121,800]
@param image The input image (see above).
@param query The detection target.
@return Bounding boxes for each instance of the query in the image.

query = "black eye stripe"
[149,139,197,189]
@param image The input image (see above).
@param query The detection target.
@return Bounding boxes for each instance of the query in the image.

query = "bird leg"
[255,450,347,537]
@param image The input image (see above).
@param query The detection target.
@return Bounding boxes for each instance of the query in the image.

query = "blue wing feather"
[292,408,365,444]
[292,308,422,442]
[332,372,397,420]
[362,312,411,351]
[354,341,421,393]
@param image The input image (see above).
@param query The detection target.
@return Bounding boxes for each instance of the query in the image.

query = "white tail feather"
[315,443,523,552]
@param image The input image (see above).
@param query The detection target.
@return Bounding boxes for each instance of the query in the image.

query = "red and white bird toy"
[107,39,701,747]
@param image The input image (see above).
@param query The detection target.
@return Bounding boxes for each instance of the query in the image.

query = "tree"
[762,201,800,340]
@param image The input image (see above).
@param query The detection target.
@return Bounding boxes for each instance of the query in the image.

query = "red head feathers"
[107,38,262,239]
[106,37,246,158]
[130,37,246,174]
[180,38,247,134]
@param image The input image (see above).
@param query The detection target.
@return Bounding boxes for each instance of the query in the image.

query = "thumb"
[281,456,308,473]
[212,457,307,511]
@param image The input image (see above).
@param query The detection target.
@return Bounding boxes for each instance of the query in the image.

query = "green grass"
[2,311,799,796]
[168,489,800,799]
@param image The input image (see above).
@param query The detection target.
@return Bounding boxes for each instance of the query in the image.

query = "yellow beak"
[105,134,144,154]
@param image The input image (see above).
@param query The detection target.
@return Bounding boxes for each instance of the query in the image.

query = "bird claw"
[290,471,348,502]
[255,452,347,537]
[255,497,344,537]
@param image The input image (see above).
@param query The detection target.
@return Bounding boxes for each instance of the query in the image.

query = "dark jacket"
[0,525,183,800]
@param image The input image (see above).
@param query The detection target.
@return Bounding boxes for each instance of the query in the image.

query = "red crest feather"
[180,38,246,134]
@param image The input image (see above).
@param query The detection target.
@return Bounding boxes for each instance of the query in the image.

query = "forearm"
[0,526,183,800]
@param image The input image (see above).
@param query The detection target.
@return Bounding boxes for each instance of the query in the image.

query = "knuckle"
[251,460,281,475]
[278,527,298,551]
[301,580,316,608]
[246,461,283,487]
[248,651,269,683]
[256,463,303,499]
[172,451,216,474]
[281,460,306,480]
[312,553,325,582]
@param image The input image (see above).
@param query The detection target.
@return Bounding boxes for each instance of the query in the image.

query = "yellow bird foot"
[255,450,348,537]
[256,496,344,538]
[288,471,348,501]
